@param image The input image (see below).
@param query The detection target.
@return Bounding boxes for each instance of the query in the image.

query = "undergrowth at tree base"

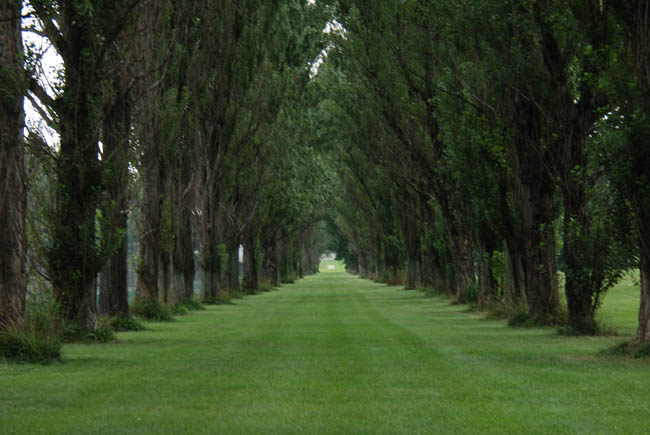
[64,321,115,343]
[556,319,619,337]
[257,282,276,292]
[0,295,64,364]
[108,316,145,332]
[0,328,62,364]
[602,341,650,358]
[177,297,205,311]
[131,297,174,321]
[202,291,234,305]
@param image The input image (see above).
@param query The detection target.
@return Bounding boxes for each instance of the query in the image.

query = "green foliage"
[507,308,532,328]
[202,291,233,305]
[461,283,479,305]
[94,320,117,343]
[108,316,145,332]
[484,301,515,321]
[131,298,174,322]
[171,305,191,316]
[257,282,276,292]
[557,321,600,336]
[176,297,205,311]
[603,341,650,359]
[0,295,64,364]
[0,328,61,365]
[280,274,296,284]
[488,251,506,297]
[64,320,115,343]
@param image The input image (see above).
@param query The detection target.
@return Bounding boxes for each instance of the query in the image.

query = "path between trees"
[1,261,648,433]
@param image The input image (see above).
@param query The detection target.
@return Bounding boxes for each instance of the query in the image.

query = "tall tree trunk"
[518,180,560,323]
[133,0,171,304]
[99,236,129,317]
[509,96,561,323]
[49,6,104,330]
[243,233,259,293]
[136,152,161,300]
[428,254,446,293]
[504,237,527,306]
[199,191,223,300]
[200,242,222,300]
[562,135,597,333]
[159,250,171,304]
[404,230,419,290]
[476,240,498,306]
[98,87,131,318]
[357,252,368,278]
[261,233,279,286]
[398,193,420,290]
[375,237,384,282]
[0,0,26,328]
[279,234,296,282]
[637,246,650,342]
[226,239,240,293]
[534,2,606,333]
[435,188,475,302]
[406,255,418,290]
[447,221,475,303]
[172,208,195,301]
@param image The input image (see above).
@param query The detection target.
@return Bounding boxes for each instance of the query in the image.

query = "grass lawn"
[1,261,648,434]
[598,270,641,337]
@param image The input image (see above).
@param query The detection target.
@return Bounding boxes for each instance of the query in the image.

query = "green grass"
[1,261,648,434]
[598,270,640,336]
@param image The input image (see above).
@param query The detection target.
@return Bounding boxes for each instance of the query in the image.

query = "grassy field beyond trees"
[1,262,647,434]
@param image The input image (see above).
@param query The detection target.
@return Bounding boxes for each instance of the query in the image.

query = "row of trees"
[4,0,650,353]
[0,0,333,336]
[320,0,650,341]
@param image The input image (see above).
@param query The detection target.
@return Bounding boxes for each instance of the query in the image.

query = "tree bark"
[504,237,527,306]
[200,240,223,301]
[243,233,259,293]
[172,208,195,302]
[0,0,26,328]
[357,252,368,278]
[509,95,561,323]
[199,189,224,300]
[637,247,650,342]
[159,248,171,304]
[562,139,597,333]
[476,240,499,306]
[226,239,240,293]
[279,234,296,282]
[98,86,131,318]
[261,233,279,286]
[136,151,161,301]
[48,4,106,330]
[447,221,475,303]
[518,180,560,323]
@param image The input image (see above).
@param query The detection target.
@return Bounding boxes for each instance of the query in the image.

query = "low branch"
[28,77,56,110]
[26,93,58,131]
[28,4,66,57]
